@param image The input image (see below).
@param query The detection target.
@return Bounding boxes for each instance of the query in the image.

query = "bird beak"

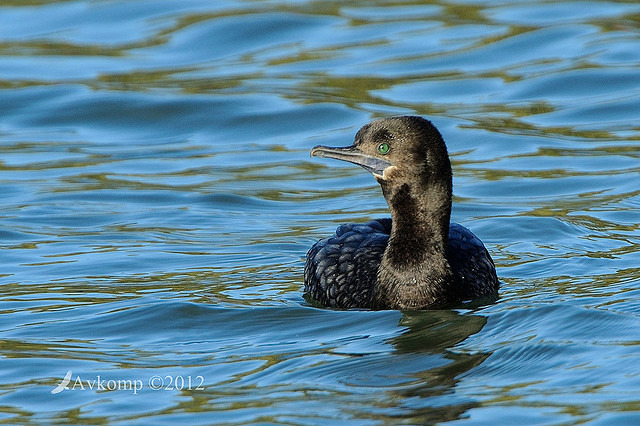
[311,145,393,177]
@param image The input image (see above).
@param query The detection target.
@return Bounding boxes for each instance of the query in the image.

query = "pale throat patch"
[374,165,398,181]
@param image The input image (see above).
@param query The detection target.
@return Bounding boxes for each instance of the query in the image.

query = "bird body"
[305,220,496,309]
[304,116,499,310]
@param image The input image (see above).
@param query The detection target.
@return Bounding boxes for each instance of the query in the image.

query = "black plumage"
[304,116,499,310]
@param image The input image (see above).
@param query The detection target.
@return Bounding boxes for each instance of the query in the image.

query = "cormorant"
[304,116,499,310]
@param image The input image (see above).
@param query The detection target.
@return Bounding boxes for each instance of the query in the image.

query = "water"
[1,0,639,423]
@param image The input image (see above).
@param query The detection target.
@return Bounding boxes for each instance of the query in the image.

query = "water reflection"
[386,310,491,423]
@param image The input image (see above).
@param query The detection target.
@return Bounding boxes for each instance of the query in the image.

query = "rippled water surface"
[1,0,640,424]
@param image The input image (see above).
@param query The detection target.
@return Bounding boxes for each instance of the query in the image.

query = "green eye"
[377,143,390,155]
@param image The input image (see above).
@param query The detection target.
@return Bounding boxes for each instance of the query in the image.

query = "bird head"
[311,116,451,188]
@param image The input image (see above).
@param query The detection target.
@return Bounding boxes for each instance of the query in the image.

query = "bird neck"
[375,179,454,309]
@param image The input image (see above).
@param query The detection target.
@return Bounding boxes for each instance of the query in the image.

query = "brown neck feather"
[374,173,454,309]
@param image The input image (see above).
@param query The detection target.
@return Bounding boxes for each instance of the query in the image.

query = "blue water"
[1,0,640,424]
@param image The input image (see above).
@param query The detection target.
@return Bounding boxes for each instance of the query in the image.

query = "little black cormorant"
[304,116,499,310]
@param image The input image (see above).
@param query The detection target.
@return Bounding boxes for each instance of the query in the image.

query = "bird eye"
[377,143,390,155]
